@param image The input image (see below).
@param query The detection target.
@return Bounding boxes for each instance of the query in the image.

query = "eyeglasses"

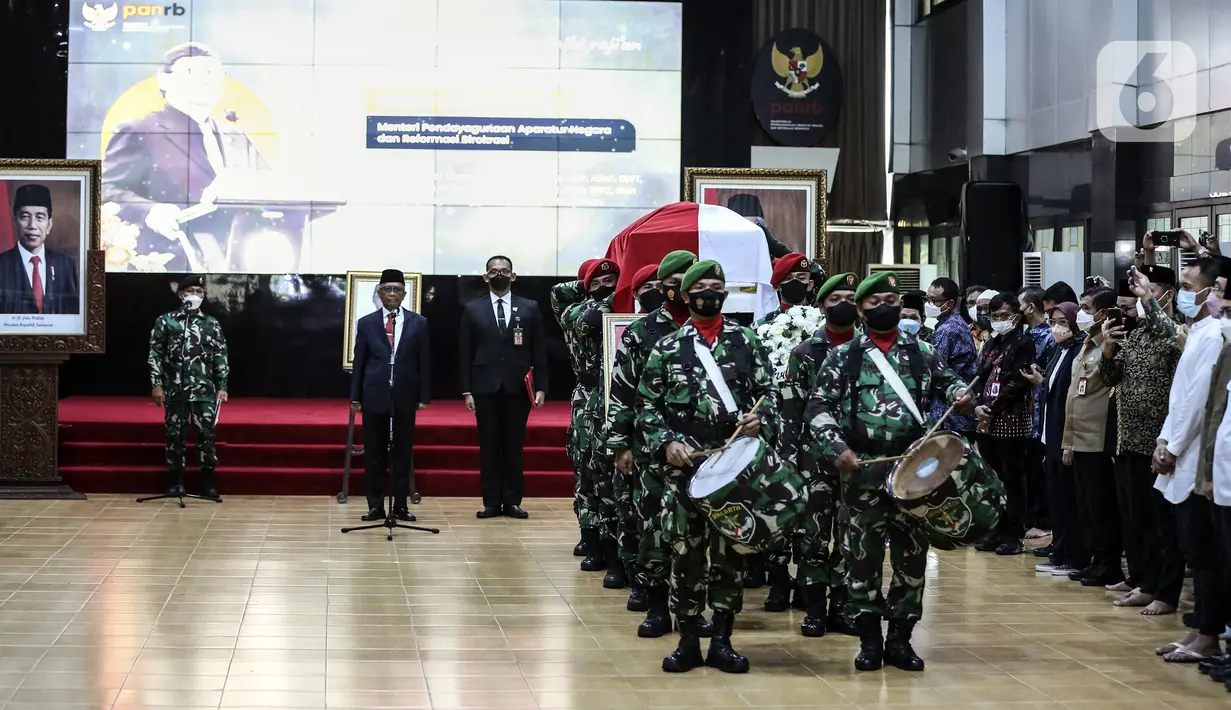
[1047,319,1068,327]
[988,314,1017,323]
[487,269,512,277]
[379,286,404,294]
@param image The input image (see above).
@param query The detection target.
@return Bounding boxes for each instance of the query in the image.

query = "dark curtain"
[0,0,69,159]
[826,230,884,278]
[753,0,888,222]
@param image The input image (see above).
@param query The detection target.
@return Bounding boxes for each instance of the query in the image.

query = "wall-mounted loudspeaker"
[960,181,1026,290]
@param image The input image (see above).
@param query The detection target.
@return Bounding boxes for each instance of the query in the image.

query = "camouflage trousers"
[567,386,590,525]
[164,399,219,471]
[842,479,930,621]
[582,392,617,542]
[614,464,639,566]
[793,469,845,589]
[664,472,745,619]
[636,457,672,589]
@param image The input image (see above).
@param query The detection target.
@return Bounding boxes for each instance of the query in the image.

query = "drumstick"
[856,376,982,467]
[689,395,768,459]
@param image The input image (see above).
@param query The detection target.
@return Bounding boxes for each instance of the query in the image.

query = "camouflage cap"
[681,259,724,292]
[854,271,899,302]
[657,250,697,280]
[816,272,859,303]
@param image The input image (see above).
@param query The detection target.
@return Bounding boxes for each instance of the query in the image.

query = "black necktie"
[497,298,507,332]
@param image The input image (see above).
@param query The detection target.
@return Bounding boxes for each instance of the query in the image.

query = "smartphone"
[1105,307,1123,327]
[1154,230,1179,247]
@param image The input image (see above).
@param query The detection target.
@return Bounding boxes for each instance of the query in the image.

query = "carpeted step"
[58,466,577,498]
[58,442,572,470]
[58,421,567,447]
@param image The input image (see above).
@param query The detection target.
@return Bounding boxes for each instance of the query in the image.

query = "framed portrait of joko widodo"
[684,167,828,270]
[0,159,105,354]
[602,312,639,417]
[342,270,422,370]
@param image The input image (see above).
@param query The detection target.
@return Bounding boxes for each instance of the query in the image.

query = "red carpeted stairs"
[57,397,575,497]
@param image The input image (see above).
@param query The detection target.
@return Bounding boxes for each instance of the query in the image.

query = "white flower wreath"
[755,305,824,381]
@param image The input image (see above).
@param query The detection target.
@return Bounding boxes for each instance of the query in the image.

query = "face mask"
[689,289,725,318]
[966,306,979,323]
[488,275,511,292]
[182,294,203,310]
[990,320,1016,336]
[1176,289,1202,318]
[637,289,665,313]
[1136,299,1148,319]
[924,301,943,319]
[1205,290,1223,318]
[1051,325,1072,343]
[663,283,686,310]
[825,301,858,327]
[863,304,902,332]
[779,280,809,305]
[1076,309,1095,332]
[898,318,921,336]
[590,284,615,301]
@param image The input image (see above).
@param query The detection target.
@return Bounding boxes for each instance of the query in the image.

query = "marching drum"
[883,432,1006,549]
[687,437,807,555]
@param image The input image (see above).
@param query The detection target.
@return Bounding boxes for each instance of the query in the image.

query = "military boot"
[573,537,586,556]
[884,619,925,671]
[638,586,672,638]
[626,567,649,612]
[854,614,884,671]
[800,584,827,637]
[828,586,859,636]
[165,469,186,497]
[199,469,219,499]
[704,611,749,673]
[791,574,807,610]
[602,542,627,589]
[661,616,704,673]
[579,529,606,572]
[743,554,766,588]
[763,564,792,612]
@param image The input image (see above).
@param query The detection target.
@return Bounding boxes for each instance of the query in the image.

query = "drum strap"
[692,336,739,414]
[866,348,925,426]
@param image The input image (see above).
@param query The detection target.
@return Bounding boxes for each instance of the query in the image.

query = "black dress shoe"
[393,508,415,522]
[476,506,501,519]
[361,508,386,522]
[503,504,529,519]
[1032,544,1055,558]
[1080,569,1124,587]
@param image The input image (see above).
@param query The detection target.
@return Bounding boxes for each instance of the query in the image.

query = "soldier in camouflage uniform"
[781,272,862,637]
[551,259,598,555]
[605,250,714,638]
[148,276,229,498]
[639,259,779,674]
[805,271,973,672]
[562,258,620,576]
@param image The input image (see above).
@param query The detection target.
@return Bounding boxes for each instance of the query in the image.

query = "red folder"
[524,367,536,407]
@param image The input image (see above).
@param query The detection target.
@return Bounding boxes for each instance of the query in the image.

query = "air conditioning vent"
[866,264,938,292]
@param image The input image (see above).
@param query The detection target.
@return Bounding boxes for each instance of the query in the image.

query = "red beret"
[584,258,620,288]
[632,264,660,291]
[771,252,810,286]
[577,259,599,281]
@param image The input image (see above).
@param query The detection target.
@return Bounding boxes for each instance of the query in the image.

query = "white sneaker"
[1051,565,1076,576]
[1035,562,1060,573]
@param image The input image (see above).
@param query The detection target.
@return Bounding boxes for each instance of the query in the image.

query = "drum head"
[889,432,965,501]
[689,437,760,499]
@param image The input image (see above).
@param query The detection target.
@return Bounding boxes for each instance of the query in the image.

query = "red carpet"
[57,397,574,497]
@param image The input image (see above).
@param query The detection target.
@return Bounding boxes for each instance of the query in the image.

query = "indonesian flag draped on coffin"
[603,202,777,319]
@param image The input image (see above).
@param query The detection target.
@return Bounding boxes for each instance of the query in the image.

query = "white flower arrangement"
[755,305,824,381]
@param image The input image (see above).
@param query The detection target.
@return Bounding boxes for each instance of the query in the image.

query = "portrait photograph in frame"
[0,160,101,339]
[602,312,639,416]
[684,167,828,268]
[342,270,422,370]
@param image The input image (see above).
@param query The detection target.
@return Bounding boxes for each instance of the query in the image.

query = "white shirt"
[16,242,46,293]
[382,307,405,364]
[490,291,511,328]
[1214,376,1231,506]
[1155,315,1223,504]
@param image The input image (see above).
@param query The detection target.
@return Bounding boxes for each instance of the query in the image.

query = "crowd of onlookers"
[921,229,1231,684]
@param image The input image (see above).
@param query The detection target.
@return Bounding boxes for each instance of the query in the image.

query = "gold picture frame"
[0,159,105,354]
[342,270,422,370]
[684,167,829,271]
[602,312,640,416]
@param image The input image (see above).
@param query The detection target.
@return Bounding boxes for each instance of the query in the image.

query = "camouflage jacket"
[550,280,588,384]
[780,327,858,462]
[604,307,680,454]
[562,292,613,396]
[638,318,779,458]
[806,332,965,467]
[148,310,229,402]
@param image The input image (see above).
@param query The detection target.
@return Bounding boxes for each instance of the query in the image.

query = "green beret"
[854,271,900,302]
[658,250,697,280]
[681,260,724,292]
[816,272,859,303]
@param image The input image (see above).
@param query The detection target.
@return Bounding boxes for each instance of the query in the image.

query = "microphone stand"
[137,304,223,508]
[342,310,439,540]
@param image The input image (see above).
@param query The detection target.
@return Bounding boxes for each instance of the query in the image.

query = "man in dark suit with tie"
[0,184,80,315]
[351,269,431,522]
[459,255,548,519]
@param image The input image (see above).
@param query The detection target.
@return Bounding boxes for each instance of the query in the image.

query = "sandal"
[1164,646,1211,664]
[1157,642,1182,656]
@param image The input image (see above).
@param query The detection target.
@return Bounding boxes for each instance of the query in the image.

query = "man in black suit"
[459,255,548,519]
[351,269,431,522]
[0,184,79,315]
[101,41,269,272]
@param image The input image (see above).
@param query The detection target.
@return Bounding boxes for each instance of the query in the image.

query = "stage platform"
[57,397,574,497]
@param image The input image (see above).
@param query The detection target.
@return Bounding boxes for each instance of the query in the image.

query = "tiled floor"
[0,495,1224,710]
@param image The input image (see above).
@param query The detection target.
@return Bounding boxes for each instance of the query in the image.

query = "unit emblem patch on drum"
[709,502,756,545]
